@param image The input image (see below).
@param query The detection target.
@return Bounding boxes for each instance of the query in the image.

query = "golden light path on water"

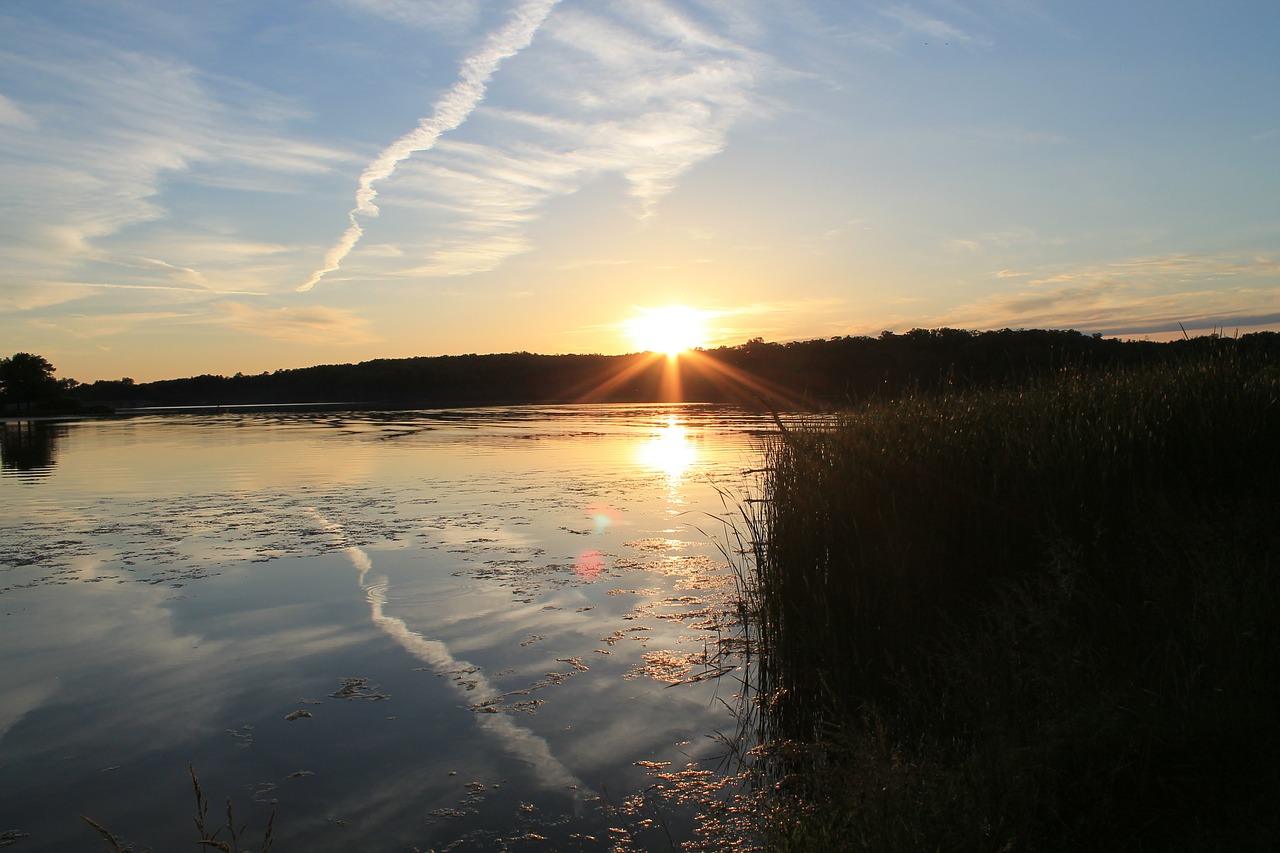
[575,414,701,580]
[636,415,699,486]
[303,508,590,805]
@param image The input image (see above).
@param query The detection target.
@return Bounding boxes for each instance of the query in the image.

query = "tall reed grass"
[740,345,1280,850]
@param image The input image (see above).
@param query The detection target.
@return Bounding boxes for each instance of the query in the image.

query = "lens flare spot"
[587,503,621,535]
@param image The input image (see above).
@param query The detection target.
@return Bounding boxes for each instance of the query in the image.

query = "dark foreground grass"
[740,346,1280,851]
[84,766,274,852]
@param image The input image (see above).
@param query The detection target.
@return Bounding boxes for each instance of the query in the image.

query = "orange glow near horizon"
[625,306,711,357]
[560,344,815,408]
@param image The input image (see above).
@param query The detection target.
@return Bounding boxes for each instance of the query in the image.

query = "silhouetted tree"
[0,352,63,411]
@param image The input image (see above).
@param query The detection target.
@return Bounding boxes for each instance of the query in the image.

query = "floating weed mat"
[738,348,1280,851]
[328,676,389,701]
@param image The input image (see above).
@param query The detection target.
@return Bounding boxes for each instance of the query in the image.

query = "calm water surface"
[0,404,772,851]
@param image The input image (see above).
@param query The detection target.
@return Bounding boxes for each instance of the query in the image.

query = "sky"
[1,1,1278,383]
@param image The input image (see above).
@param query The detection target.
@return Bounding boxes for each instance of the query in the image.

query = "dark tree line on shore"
[0,352,78,413]
[26,327,1280,411]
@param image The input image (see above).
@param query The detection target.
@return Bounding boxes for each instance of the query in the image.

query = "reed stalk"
[740,346,1280,850]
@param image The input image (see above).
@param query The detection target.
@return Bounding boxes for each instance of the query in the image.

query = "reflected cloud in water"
[0,405,770,848]
[0,568,367,759]
[306,509,589,803]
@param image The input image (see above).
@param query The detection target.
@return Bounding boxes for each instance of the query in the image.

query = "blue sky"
[2,1,1277,382]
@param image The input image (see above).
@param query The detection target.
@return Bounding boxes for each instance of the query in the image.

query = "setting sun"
[625,306,711,357]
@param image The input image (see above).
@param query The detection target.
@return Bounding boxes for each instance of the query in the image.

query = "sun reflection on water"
[636,415,699,485]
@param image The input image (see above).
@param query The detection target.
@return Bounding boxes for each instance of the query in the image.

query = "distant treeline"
[70,328,1280,410]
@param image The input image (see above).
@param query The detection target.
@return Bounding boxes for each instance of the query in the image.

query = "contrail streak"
[298,0,560,292]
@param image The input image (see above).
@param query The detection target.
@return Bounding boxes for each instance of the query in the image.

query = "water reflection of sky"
[0,404,768,851]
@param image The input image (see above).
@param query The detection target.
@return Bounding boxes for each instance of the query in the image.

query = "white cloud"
[300,0,562,291]
[545,3,768,217]
[0,282,97,312]
[25,309,196,340]
[937,254,1280,333]
[946,226,1063,252]
[0,274,265,315]
[878,4,993,48]
[337,0,483,34]
[220,301,380,345]
[1028,253,1261,286]
[0,92,36,129]
[314,2,773,282]
[0,26,349,304]
[825,2,994,53]
[405,232,537,278]
[81,250,210,288]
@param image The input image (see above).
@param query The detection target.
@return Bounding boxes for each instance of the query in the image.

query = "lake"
[0,404,773,851]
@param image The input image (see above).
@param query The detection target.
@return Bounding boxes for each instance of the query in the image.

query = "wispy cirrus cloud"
[299,0,561,291]
[0,276,265,315]
[937,253,1280,333]
[0,92,36,129]
[0,282,98,313]
[0,22,349,298]
[25,310,197,340]
[338,0,482,35]
[1,275,267,322]
[1026,253,1268,286]
[527,2,770,215]
[78,250,211,288]
[946,226,1064,252]
[219,302,380,345]
[331,2,774,280]
[878,4,992,48]
[836,2,994,52]
[10,285,374,351]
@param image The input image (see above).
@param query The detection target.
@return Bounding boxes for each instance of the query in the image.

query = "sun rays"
[560,346,811,409]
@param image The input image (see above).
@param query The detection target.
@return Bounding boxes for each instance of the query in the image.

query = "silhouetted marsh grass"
[741,345,1280,850]
[84,766,274,853]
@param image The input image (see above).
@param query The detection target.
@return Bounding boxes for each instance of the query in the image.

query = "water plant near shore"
[739,345,1280,850]
[83,766,274,853]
